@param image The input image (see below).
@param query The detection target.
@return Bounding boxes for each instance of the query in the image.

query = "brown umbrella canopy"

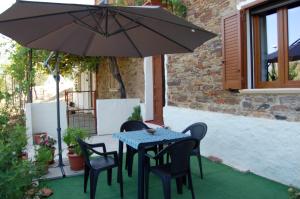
[0,1,215,57]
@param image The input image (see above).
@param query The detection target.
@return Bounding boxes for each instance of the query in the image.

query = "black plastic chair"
[145,138,199,199]
[182,122,207,179]
[77,138,123,199]
[120,120,158,177]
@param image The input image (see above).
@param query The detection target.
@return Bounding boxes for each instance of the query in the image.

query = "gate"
[65,91,97,135]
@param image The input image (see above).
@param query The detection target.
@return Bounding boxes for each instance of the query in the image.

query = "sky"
[0,0,94,66]
[266,6,300,54]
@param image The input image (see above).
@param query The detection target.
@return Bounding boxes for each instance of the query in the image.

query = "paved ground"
[43,134,121,179]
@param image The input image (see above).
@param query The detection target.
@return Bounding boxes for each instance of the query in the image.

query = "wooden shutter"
[222,11,247,90]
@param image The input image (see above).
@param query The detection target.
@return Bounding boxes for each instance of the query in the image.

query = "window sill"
[239,88,300,94]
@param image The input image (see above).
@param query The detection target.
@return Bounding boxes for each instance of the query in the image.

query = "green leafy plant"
[128,105,143,121]
[165,0,187,18]
[0,110,39,199]
[288,62,299,80]
[35,147,52,164]
[289,187,300,199]
[35,146,52,175]
[63,128,89,155]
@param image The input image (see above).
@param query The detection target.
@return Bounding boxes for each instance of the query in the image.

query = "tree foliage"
[2,41,102,109]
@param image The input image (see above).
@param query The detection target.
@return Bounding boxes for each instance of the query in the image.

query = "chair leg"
[125,150,129,170]
[182,175,187,186]
[197,154,203,179]
[107,168,112,186]
[187,170,195,199]
[176,177,183,194]
[84,166,90,193]
[155,147,159,166]
[162,177,171,199]
[166,153,170,164]
[145,168,150,199]
[118,165,124,198]
[90,171,100,199]
[127,152,134,177]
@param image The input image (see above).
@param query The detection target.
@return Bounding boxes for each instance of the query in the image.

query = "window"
[252,2,300,88]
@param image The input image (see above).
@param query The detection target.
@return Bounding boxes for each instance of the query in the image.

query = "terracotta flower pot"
[33,132,47,145]
[68,146,75,154]
[68,153,84,171]
[19,151,28,160]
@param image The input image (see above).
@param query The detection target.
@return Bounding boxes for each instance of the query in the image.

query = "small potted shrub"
[39,135,57,164]
[128,105,143,121]
[63,128,88,171]
[35,146,53,175]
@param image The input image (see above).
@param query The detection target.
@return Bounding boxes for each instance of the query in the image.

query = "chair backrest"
[167,138,198,175]
[182,122,207,141]
[76,138,92,168]
[120,120,149,132]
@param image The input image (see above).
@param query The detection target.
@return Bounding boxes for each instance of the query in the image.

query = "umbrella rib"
[108,24,140,37]
[110,7,203,31]
[69,12,103,35]
[105,8,109,37]
[116,12,193,52]
[112,13,143,57]
[24,12,92,46]
[82,33,96,56]
[88,9,104,33]
[0,8,97,24]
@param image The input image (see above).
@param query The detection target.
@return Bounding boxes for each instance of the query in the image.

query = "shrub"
[289,187,300,199]
[128,106,143,121]
[35,146,52,176]
[63,128,89,155]
[0,111,38,199]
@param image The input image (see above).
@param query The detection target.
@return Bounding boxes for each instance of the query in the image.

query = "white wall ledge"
[239,88,300,94]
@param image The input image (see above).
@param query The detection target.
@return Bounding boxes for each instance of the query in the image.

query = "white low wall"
[25,101,68,145]
[164,106,300,188]
[96,98,140,135]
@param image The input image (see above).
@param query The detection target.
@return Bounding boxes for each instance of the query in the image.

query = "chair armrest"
[144,153,156,160]
[90,149,118,161]
[88,142,107,153]
[145,148,167,160]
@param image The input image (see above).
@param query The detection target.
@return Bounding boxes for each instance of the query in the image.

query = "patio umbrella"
[0,0,216,177]
[0,1,215,57]
[268,38,300,63]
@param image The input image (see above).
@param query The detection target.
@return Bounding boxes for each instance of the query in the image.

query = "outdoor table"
[113,128,189,199]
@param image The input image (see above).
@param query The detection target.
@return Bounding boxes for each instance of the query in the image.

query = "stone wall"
[167,0,300,122]
[96,58,145,102]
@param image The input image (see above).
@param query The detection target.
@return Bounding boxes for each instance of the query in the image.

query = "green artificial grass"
[46,157,289,199]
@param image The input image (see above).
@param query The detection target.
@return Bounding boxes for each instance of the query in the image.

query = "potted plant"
[128,105,143,121]
[35,146,53,175]
[63,128,88,171]
[39,135,57,164]
[33,132,47,145]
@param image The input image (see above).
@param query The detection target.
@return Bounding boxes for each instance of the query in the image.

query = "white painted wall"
[164,106,300,188]
[25,102,68,145]
[143,57,154,121]
[73,71,92,110]
[96,98,140,135]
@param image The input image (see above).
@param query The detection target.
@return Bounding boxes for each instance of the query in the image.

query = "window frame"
[251,2,300,88]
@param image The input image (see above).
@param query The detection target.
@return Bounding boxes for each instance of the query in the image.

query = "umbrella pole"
[54,52,65,177]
